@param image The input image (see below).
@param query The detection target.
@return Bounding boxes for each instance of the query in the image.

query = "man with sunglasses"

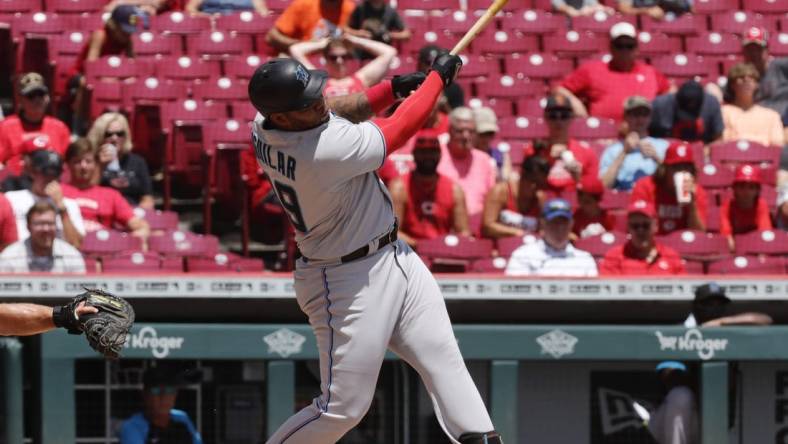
[555,22,670,122]
[120,365,203,444]
[600,96,668,191]
[599,200,685,275]
[0,73,71,176]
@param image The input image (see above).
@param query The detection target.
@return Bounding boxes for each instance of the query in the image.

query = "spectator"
[555,22,670,121]
[65,5,148,133]
[631,141,707,234]
[289,35,397,98]
[481,155,549,239]
[417,45,464,109]
[86,112,154,209]
[185,0,269,15]
[649,80,724,145]
[721,62,784,147]
[720,164,772,251]
[573,176,615,239]
[265,0,356,53]
[104,0,175,15]
[61,139,150,242]
[5,150,85,248]
[777,186,788,231]
[553,0,613,18]
[388,132,470,248]
[528,93,598,192]
[0,193,17,250]
[0,201,85,273]
[646,361,699,444]
[344,0,411,44]
[473,107,511,181]
[600,95,668,191]
[0,73,71,175]
[685,282,772,328]
[505,198,597,277]
[617,0,691,20]
[1,137,58,192]
[436,107,496,218]
[600,199,685,275]
[240,146,290,246]
[120,365,203,444]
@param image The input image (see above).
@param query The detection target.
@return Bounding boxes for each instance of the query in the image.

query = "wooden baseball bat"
[450,0,511,55]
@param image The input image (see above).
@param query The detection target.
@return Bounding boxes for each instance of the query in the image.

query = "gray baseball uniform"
[253,112,494,443]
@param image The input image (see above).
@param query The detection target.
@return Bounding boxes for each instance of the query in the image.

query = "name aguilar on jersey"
[253,131,296,181]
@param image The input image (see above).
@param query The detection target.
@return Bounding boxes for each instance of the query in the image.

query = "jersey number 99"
[273,181,308,232]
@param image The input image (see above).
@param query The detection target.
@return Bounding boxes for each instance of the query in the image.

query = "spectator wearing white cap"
[555,22,671,122]
[473,107,511,181]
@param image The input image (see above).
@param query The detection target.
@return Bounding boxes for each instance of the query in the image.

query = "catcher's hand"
[53,288,135,359]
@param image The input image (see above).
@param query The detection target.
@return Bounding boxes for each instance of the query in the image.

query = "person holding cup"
[86,112,154,210]
[630,141,707,234]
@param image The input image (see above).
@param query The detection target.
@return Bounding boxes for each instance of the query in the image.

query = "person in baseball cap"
[647,359,698,444]
[573,176,614,238]
[416,44,464,109]
[110,5,149,35]
[689,282,772,327]
[720,164,772,247]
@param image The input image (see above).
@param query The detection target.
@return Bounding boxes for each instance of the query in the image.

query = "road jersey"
[252,113,395,260]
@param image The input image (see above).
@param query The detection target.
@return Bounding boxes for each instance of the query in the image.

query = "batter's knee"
[458,431,504,444]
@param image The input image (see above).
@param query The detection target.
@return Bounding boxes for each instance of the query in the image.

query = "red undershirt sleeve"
[371,72,444,156]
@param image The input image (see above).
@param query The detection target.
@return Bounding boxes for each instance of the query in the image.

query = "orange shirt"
[274,0,355,41]
[719,196,773,236]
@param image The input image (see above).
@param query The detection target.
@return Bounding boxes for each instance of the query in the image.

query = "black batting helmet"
[248,58,328,115]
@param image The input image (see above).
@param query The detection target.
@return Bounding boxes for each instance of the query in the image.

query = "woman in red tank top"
[289,34,397,99]
[481,155,550,239]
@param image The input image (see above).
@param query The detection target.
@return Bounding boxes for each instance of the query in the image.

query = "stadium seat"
[497,116,549,141]
[740,0,788,15]
[229,101,258,121]
[202,119,251,233]
[83,256,98,273]
[636,32,683,58]
[515,96,546,116]
[137,209,180,232]
[132,31,182,60]
[467,0,529,11]
[705,204,721,232]
[431,10,476,34]
[708,255,785,275]
[266,0,291,12]
[710,11,777,34]
[156,56,221,82]
[101,252,166,273]
[397,0,459,11]
[504,53,573,80]
[476,74,544,100]
[651,54,717,83]
[192,76,249,104]
[572,13,637,35]
[734,230,788,255]
[85,56,154,83]
[418,235,494,272]
[497,233,540,258]
[467,97,515,118]
[709,140,781,167]
[682,259,706,275]
[124,77,186,109]
[641,14,705,36]
[399,30,457,57]
[470,257,509,274]
[543,30,608,58]
[46,0,105,14]
[697,163,736,188]
[686,32,742,56]
[573,231,627,259]
[386,54,417,77]
[501,9,566,35]
[187,253,265,272]
[0,0,42,14]
[214,11,275,36]
[472,29,539,56]
[161,98,227,124]
[11,12,67,38]
[223,55,266,80]
[185,31,253,59]
[656,230,729,261]
[457,54,498,79]
[768,32,788,57]
[85,81,123,120]
[81,229,144,258]
[151,11,210,35]
[568,117,618,141]
[600,189,631,211]
[149,230,220,257]
[17,35,53,85]
[692,0,740,15]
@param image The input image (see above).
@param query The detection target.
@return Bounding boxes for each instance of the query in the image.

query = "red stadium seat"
[132,31,181,60]
[708,255,785,275]
[214,11,275,36]
[573,231,627,258]
[515,96,546,116]
[192,76,249,103]
[705,204,721,232]
[682,259,706,275]
[85,56,154,83]
[709,140,781,167]
[137,209,180,232]
[468,97,515,118]
[0,0,42,14]
[418,235,494,272]
[151,11,210,35]
[501,9,566,35]
[600,189,631,211]
[734,229,788,256]
[467,0,529,11]
[693,0,740,15]
[124,77,186,109]
[187,253,265,272]
[456,54,498,79]
[102,252,166,273]
[568,117,618,140]
[161,99,227,124]
[186,31,253,59]
[656,230,729,261]
[202,119,251,232]
[498,116,549,141]
[651,54,717,83]
[397,0,459,11]
[504,53,573,80]
[83,256,98,273]
[85,81,123,120]
[230,101,259,121]
[399,30,456,56]
[266,0,290,12]
[472,29,539,56]
[697,162,736,188]
[710,11,777,34]
[543,30,608,58]
[636,32,683,58]
[470,257,509,274]
[223,55,266,80]
[572,13,636,35]
[476,74,544,99]
[768,32,788,57]
[11,12,67,38]
[81,229,144,258]
[431,10,476,34]
[387,54,417,77]
[46,0,105,14]
[641,14,705,36]
[740,0,788,15]
[149,230,220,257]
[686,32,742,56]
[156,56,221,82]
[497,234,540,258]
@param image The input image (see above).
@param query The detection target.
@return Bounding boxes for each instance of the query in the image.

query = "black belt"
[299,223,398,264]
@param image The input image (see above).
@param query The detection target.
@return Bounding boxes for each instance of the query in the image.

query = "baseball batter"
[248,57,502,444]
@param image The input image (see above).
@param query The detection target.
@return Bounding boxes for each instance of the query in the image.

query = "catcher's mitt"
[53,288,135,359]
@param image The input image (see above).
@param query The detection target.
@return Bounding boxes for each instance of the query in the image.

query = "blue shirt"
[120,410,203,444]
[598,137,669,191]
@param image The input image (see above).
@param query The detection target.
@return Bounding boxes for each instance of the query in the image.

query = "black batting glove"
[53,301,82,335]
[431,53,463,86]
[391,72,427,99]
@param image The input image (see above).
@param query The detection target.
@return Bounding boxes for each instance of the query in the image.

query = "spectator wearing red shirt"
[573,176,615,239]
[600,199,686,275]
[60,139,150,243]
[481,155,549,239]
[526,94,599,192]
[0,193,18,250]
[389,132,470,248]
[631,141,707,234]
[555,22,670,122]
[0,73,70,175]
[720,164,773,251]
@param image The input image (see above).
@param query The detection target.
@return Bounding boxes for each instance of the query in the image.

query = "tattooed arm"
[327,93,375,124]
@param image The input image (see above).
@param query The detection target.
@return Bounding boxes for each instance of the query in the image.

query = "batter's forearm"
[0,303,56,336]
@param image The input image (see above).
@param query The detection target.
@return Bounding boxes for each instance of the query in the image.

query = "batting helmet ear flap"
[458,431,504,444]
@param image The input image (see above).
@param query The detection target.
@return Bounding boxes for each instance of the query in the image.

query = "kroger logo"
[655,329,728,360]
[125,326,185,359]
